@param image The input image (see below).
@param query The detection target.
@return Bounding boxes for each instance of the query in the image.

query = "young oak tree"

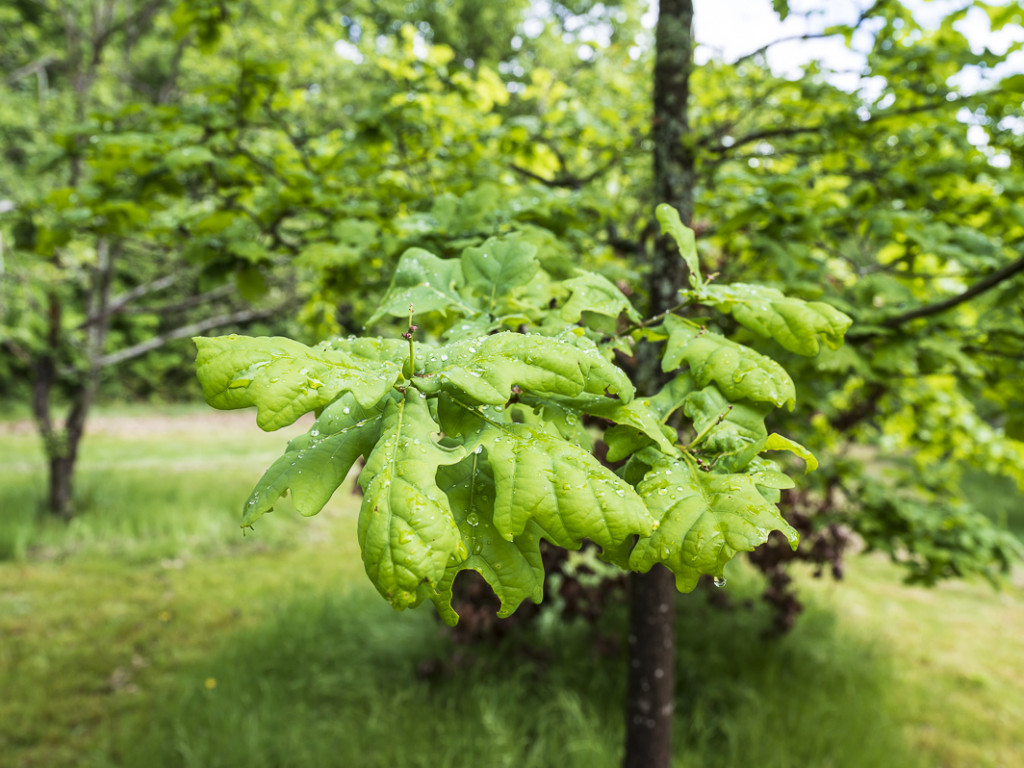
[194,206,851,766]
[0,0,297,518]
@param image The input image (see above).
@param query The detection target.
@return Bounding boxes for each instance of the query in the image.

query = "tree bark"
[651,0,696,304]
[623,2,695,767]
[623,566,678,768]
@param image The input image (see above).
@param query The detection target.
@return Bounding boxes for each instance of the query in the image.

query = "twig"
[92,306,283,368]
[879,251,1024,328]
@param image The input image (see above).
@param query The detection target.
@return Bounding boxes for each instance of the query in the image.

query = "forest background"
[1,0,1023,766]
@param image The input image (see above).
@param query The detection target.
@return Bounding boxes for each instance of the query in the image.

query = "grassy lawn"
[1,405,1021,767]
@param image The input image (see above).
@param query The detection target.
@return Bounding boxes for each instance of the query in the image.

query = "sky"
[688,0,1024,93]
[684,0,1024,157]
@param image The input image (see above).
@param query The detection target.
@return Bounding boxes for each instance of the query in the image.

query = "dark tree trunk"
[623,566,677,768]
[652,0,697,261]
[33,240,115,518]
[623,2,695,767]
[34,344,99,520]
[48,455,76,520]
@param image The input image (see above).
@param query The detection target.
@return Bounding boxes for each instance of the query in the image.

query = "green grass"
[0,406,317,560]
[92,583,910,768]
[1,404,1022,767]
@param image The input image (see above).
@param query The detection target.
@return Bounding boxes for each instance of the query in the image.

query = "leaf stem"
[625,296,696,335]
[402,303,417,376]
[687,403,733,451]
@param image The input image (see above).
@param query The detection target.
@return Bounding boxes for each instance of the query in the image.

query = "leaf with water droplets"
[242,393,387,526]
[519,398,593,451]
[661,315,796,410]
[483,419,654,554]
[194,335,401,429]
[461,234,540,314]
[697,283,852,357]
[560,271,642,325]
[431,454,545,625]
[656,203,702,289]
[745,456,797,490]
[603,375,693,461]
[357,392,467,611]
[367,247,477,324]
[434,397,654,560]
[683,385,771,470]
[320,335,409,363]
[422,331,633,405]
[628,457,799,591]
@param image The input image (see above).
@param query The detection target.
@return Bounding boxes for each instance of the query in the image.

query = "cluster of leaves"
[196,209,851,624]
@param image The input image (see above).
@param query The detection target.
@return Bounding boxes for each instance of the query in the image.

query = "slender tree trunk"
[623,566,678,768]
[48,454,76,520]
[623,2,695,767]
[34,240,116,518]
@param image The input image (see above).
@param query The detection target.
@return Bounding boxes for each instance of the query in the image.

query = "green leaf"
[460,234,540,314]
[683,385,770,458]
[431,454,545,625]
[603,376,693,462]
[368,248,477,324]
[661,316,796,410]
[560,271,642,324]
[763,433,819,473]
[194,335,401,430]
[357,393,467,611]
[628,458,799,591]
[520,398,593,451]
[746,457,797,491]
[436,398,655,556]
[441,315,495,343]
[295,241,362,269]
[483,420,655,554]
[323,335,409,363]
[575,394,680,458]
[420,331,633,405]
[698,283,852,356]
[242,393,385,526]
[656,203,701,289]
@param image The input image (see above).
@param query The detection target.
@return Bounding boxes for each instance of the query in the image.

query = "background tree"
[0,1,303,517]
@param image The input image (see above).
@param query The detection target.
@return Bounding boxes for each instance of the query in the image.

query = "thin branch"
[90,0,167,66]
[4,54,59,85]
[700,100,961,155]
[93,306,283,369]
[77,273,181,329]
[509,163,558,186]
[879,251,1024,328]
[731,32,836,67]
[508,153,619,190]
[123,285,234,316]
[730,0,890,67]
[625,300,696,334]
